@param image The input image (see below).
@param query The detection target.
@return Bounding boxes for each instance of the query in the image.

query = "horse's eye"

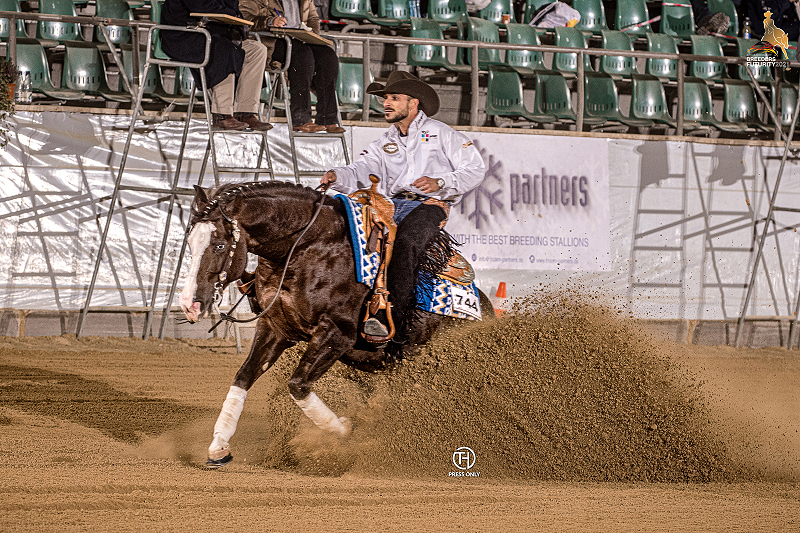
[213,243,226,253]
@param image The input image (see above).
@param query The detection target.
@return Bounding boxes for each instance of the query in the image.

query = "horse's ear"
[194,185,209,205]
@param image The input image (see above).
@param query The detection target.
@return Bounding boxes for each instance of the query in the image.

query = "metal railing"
[3,9,800,136]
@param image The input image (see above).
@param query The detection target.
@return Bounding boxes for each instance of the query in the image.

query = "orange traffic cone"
[492,282,507,317]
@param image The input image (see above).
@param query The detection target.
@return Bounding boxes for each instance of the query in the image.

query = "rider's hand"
[321,171,337,187]
[413,176,441,194]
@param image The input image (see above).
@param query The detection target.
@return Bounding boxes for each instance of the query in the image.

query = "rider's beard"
[385,102,409,123]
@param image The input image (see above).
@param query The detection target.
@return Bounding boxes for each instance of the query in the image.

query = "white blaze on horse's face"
[180,221,214,322]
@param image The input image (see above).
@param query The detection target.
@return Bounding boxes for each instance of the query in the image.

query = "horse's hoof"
[205,453,233,469]
[206,445,233,469]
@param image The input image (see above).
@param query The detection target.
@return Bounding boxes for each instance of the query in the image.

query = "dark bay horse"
[179,181,490,468]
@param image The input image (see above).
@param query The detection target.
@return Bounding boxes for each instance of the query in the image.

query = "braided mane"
[195,181,321,220]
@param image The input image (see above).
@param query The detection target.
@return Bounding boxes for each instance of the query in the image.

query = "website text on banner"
[350,130,611,272]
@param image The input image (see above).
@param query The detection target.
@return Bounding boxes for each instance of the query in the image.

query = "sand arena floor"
[0,304,799,532]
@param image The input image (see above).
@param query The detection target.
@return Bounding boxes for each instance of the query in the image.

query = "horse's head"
[180,186,249,323]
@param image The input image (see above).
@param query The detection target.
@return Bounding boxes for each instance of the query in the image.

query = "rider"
[321,71,485,347]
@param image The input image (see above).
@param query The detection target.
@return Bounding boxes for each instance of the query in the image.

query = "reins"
[207,183,331,332]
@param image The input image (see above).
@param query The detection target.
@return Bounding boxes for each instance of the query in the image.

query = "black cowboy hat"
[366,71,440,117]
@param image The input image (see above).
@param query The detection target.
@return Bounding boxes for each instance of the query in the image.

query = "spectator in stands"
[240,0,345,133]
[737,0,800,40]
[689,0,732,35]
[160,0,273,131]
[320,72,485,349]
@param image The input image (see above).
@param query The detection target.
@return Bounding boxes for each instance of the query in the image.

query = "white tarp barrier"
[2,111,800,323]
[352,128,611,271]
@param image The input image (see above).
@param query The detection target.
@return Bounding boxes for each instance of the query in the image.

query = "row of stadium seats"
[9,36,382,115]
[485,66,796,133]
[408,19,794,84]
[0,0,149,45]
[334,0,739,37]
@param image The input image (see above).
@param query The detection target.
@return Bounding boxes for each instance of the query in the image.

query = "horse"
[179,180,492,468]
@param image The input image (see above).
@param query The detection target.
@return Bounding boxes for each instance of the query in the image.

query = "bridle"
[191,183,331,332]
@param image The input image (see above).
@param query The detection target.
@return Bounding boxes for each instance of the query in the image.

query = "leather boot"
[234,112,273,131]
[212,114,248,131]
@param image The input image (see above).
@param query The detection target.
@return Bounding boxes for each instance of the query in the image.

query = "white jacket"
[329,111,486,204]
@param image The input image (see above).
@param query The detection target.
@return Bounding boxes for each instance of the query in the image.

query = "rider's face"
[383,93,416,123]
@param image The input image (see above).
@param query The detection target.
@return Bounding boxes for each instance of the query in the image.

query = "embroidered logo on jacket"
[462,141,473,148]
[383,143,399,154]
[420,131,437,142]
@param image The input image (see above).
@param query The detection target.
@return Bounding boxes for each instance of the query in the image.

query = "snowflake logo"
[459,141,503,230]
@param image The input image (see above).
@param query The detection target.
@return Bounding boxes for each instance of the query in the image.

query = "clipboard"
[190,13,254,26]
[268,27,333,46]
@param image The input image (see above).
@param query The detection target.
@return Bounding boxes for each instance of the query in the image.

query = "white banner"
[352,129,611,271]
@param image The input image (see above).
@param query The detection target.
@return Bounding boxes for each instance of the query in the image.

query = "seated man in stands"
[240,0,344,133]
[161,0,273,131]
[320,72,485,349]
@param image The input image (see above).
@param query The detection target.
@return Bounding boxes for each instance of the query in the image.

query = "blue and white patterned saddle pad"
[336,194,482,321]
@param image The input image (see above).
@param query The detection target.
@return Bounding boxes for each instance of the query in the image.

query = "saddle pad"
[336,194,481,321]
[336,194,380,287]
[417,278,482,321]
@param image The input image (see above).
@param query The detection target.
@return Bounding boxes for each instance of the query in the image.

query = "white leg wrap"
[291,392,352,437]
[209,386,248,456]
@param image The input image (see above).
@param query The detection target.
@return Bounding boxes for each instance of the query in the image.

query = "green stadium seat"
[505,23,547,75]
[553,26,593,74]
[707,0,738,37]
[478,0,516,24]
[736,38,773,83]
[120,45,173,101]
[723,79,772,132]
[683,76,745,131]
[429,0,468,29]
[599,29,637,78]
[337,56,383,114]
[629,73,676,126]
[62,41,131,102]
[615,0,651,35]
[771,84,798,129]
[524,0,554,24]
[466,17,504,69]
[573,0,608,33]
[583,72,652,128]
[645,33,679,79]
[660,1,695,38]
[0,0,27,40]
[407,17,471,72]
[94,0,133,45]
[331,0,405,26]
[689,35,727,81]
[15,38,86,100]
[37,0,83,41]
[486,66,557,125]
[533,70,576,121]
[375,0,410,24]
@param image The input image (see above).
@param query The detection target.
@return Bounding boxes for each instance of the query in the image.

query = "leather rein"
[205,184,330,332]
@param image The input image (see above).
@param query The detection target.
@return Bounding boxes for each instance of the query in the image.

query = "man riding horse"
[321,71,486,350]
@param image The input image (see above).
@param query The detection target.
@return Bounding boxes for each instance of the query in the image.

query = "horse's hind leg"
[288,317,355,437]
[207,320,293,468]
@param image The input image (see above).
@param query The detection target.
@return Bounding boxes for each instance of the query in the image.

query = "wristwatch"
[436,178,445,190]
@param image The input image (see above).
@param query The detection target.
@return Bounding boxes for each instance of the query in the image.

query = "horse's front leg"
[288,316,356,437]
[207,319,293,468]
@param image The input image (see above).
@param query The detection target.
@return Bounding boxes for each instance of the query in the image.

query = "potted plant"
[0,57,16,149]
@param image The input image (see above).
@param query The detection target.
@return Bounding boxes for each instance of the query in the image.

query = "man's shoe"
[212,114,248,131]
[234,113,273,131]
[293,121,326,133]
[325,124,346,134]
[697,12,730,35]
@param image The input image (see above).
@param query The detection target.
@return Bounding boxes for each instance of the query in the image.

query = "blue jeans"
[391,198,423,225]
